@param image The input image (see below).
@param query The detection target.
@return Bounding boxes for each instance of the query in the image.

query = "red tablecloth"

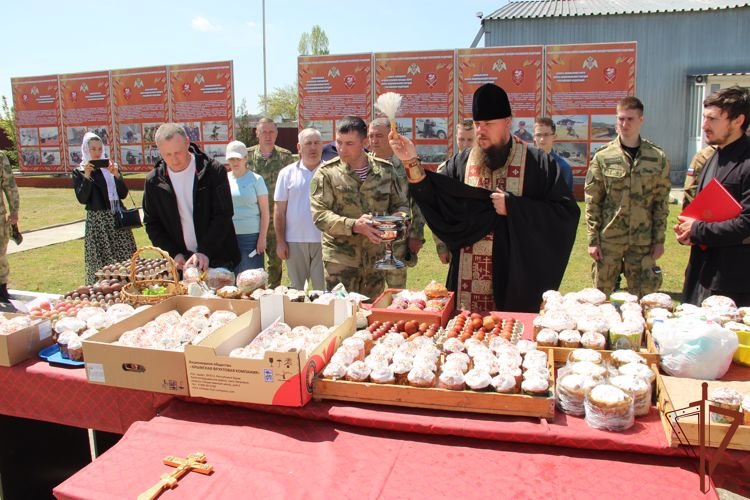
[53,400,717,500]
[0,359,173,434]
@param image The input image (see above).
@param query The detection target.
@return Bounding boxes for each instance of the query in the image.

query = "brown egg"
[471,317,483,330]
[418,322,429,333]
[470,312,482,320]
[482,316,496,330]
[404,321,419,335]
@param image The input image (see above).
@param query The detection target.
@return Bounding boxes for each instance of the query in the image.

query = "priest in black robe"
[389,83,580,313]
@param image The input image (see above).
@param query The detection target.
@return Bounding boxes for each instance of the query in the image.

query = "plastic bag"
[652,318,738,380]
[555,365,602,416]
[205,267,235,290]
[584,384,634,432]
[236,268,268,294]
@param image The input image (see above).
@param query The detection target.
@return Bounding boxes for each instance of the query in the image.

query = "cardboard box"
[0,313,53,367]
[657,374,750,451]
[368,288,455,328]
[82,297,257,395]
[185,295,355,406]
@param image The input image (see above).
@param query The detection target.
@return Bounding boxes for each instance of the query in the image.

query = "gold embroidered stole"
[457,136,527,312]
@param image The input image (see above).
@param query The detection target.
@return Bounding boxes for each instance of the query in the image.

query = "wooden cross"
[138,452,214,500]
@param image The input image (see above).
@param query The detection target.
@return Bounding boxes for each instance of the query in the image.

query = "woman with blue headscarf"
[72,132,136,284]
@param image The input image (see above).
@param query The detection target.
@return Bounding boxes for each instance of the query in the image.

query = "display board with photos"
[545,42,637,177]
[374,50,454,170]
[298,43,636,175]
[298,53,373,143]
[12,61,234,173]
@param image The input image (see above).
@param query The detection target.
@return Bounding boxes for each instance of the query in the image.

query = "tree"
[235,98,258,147]
[0,96,18,167]
[298,25,329,56]
[257,84,298,122]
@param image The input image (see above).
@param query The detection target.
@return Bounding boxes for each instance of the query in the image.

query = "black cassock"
[409,147,580,312]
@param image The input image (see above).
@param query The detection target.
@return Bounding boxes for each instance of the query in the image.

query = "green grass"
[17,187,144,232]
[8,225,152,295]
[7,197,690,299]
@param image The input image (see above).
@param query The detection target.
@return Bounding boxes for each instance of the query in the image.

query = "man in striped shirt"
[310,116,409,299]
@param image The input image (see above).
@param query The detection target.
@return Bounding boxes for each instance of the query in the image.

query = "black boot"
[0,283,10,303]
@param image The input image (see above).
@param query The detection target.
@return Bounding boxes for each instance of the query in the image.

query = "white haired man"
[143,123,239,272]
[274,128,325,290]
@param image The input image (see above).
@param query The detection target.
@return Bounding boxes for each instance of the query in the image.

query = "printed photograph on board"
[511,118,535,143]
[202,121,229,142]
[121,145,143,165]
[553,115,589,140]
[416,118,448,140]
[40,147,61,165]
[591,115,617,140]
[555,142,589,168]
[119,124,142,144]
[39,127,59,146]
[19,128,39,146]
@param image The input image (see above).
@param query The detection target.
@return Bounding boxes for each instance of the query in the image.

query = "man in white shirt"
[143,123,239,271]
[274,128,325,290]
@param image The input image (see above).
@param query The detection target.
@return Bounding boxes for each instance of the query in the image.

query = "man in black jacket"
[676,86,750,306]
[144,123,240,271]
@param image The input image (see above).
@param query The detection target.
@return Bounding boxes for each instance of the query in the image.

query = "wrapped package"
[236,268,268,294]
[652,318,738,380]
[205,268,235,290]
[584,384,635,432]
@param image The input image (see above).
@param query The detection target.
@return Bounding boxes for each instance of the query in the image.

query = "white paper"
[86,363,106,383]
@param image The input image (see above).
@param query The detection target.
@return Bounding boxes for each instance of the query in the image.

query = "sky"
[1,0,505,114]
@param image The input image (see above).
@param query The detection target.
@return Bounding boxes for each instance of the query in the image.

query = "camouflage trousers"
[0,222,9,284]
[592,242,662,297]
[384,241,418,289]
[265,228,282,289]
[324,261,385,302]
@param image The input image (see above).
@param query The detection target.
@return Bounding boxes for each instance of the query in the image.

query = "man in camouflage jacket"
[246,118,294,288]
[585,97,671,297]
[310,117,409,299]
[0,152,20,303]
[367,118,425,288]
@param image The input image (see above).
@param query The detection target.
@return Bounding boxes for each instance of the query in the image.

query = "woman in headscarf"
[72,132,137,284]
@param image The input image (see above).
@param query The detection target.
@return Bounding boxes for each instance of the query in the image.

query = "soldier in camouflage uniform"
[367,118,425,288]
[585,97,671,297]
[682,146,715,209]
[310,116,409,299]
[0,152,20,303]
[246,118,294,288]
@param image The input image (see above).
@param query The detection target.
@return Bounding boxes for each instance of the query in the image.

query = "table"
[53,400,718,500]
[0,359,172,434]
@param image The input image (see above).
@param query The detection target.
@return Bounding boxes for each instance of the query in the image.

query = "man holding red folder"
[676,86,750,306]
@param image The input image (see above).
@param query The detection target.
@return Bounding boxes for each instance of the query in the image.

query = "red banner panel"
[375,50,454,168]
[457,46,543,130]
[12,75,64,172]
[169,61,234,163]
[545,42,637,176]
[59,71,112,168]
[298,53,373,142]
[111,66,169,172]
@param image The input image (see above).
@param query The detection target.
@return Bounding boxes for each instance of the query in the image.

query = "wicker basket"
[120,246,184,306]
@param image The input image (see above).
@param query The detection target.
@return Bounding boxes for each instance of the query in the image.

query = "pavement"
[7,209,144,255]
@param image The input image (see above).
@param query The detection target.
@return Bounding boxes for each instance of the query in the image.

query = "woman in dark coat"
[72,132,136,284]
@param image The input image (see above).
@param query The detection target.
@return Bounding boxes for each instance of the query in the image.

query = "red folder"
[681,178,742,222]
